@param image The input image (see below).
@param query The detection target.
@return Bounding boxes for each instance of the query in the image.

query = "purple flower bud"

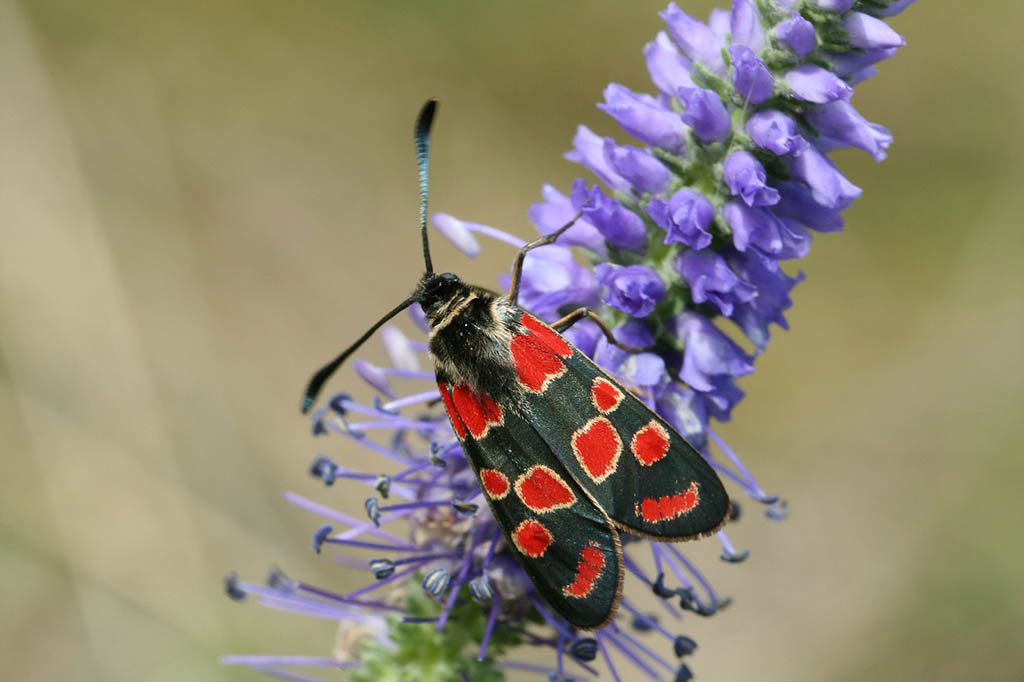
[381,326,420,372]
[773,12,816,56]
[571,179,647,251]
[879,0,918,16]
[675,249,755,316]
[844,12,906,49]
[646,189,714,249]
[846,67,879,87]
[603,139,672,194]
[432,213,482,257]
[771,180,844,232]
[828,48,900,77]
[806,100,893,162]
[673,312,754,393]
[598,83,688,152]
[722,200,809,268]
[725,249,805,350]
[723,151,780,207]
[788,145,862,209]
[564,126,630,191]
[678,87,731,143]
[784,64,853,103]
[644,31,695,96]
[729,46,773,104]
[810,0,852,11]
[655,383,709,451]
[353,359,395,398]
[497,242,600,319]
[529,184,607,255]
[660,3,725,74]
[594,263,666,318]
[708,8,729,40]
[730,0,766,51]
[745,110,806,156]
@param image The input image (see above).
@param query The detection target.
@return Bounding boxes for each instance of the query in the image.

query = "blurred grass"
[0,0,1021,681]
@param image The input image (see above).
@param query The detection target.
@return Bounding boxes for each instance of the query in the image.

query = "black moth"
[302,100,729,630]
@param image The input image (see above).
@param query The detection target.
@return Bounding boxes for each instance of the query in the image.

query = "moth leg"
[552,308,654,353]
[508,210,582,304]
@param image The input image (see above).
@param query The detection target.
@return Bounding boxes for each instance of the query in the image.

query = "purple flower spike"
[565,126,631,192]
[784,64,853,103]
[647,189,714,249]
[594,263,667,318]
[678,87,731,143]
[529,184,607,255]
[811,0,853,11]
[660,2,725,74]
[674,312,754,393]
[571,180,648,251]
[723,151,780,207]
[598,83,688,153]
[789,145,862,209]
[676,249,755,317]
[432,213,482,258]
[806,100,893,162]
[844,12,906,50]
[773,12,816,56]
[603,139,672,194]
[746,110,806,156]
[730,0,766,52]
[644,31,695,96]
[729,46,773,104]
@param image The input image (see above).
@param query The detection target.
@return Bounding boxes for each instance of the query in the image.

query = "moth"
[302,100,729,629]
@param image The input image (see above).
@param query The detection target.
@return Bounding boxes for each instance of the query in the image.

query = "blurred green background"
[1,1,1021,680]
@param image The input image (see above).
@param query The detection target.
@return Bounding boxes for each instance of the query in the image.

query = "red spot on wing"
[511,333,566,393]
[512,519,553,558]
[636,481,700,523]
[571,417,622,484]
[450,384,503,439]
[563,542,606,599]
[631,420,670,466]
[438,382,467,439]
[514,465,576,513]
[520,313,573,357]
[480,469,510,499]
[591,377,624,414]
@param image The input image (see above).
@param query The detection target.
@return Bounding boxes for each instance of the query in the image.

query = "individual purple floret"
[227,1,915,680]
[647,189,715,249]
[594,263,667,317]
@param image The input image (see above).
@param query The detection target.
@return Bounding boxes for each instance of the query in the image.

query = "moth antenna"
[301,294,417,413]
[415,99,438,275]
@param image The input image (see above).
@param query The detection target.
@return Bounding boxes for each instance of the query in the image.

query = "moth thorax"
[418,272,473,324]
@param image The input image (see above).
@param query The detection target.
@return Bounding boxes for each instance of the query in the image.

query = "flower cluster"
[225,1,913,680]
